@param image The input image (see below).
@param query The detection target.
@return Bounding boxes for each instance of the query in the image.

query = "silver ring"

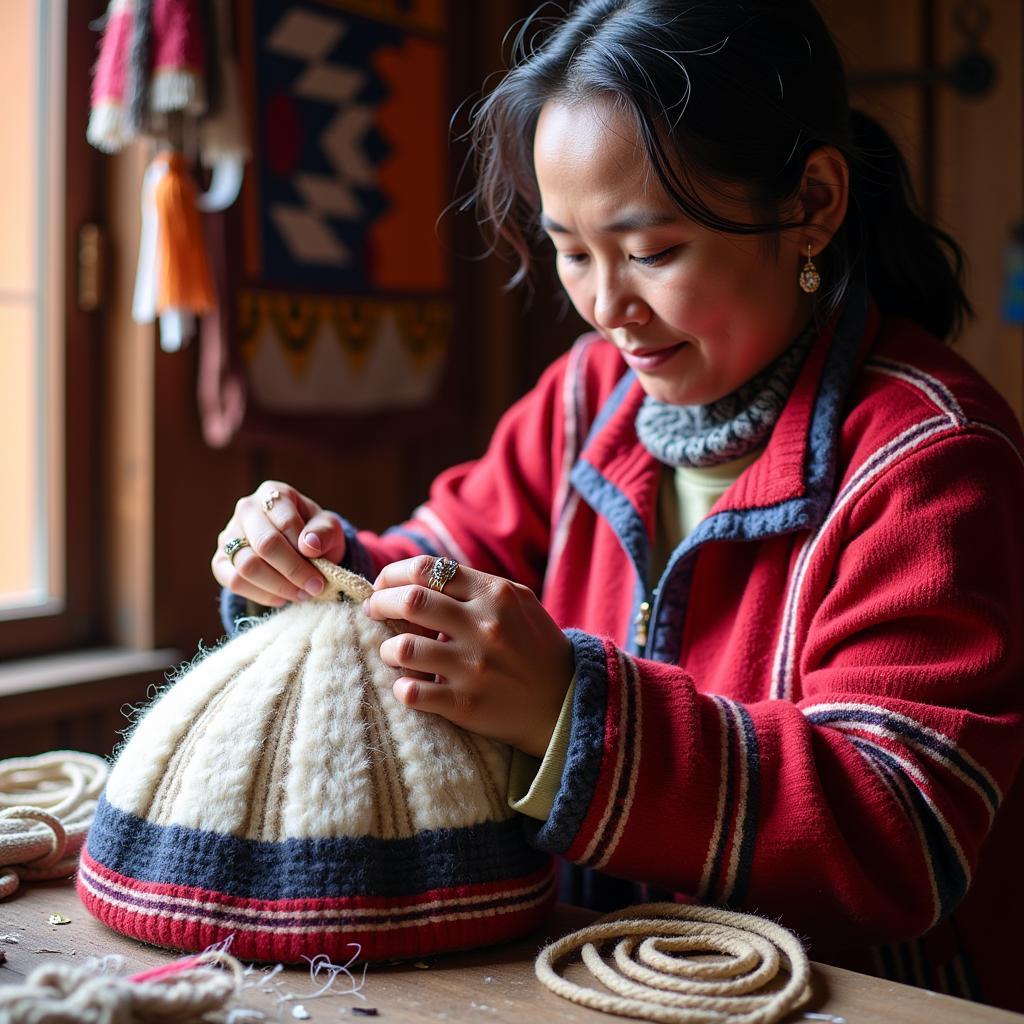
[427,557,458,594]
[262,489,281,512]
[224,537,250,565]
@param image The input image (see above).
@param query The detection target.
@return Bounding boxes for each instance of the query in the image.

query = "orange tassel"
[154,152,215,314]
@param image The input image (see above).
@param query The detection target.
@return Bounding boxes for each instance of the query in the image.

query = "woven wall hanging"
[78,560,556,962]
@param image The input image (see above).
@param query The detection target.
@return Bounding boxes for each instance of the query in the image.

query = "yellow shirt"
[650,449,763,586]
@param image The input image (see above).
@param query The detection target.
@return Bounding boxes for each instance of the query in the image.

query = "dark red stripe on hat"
[79,848,554,919]
[77,849,556,963]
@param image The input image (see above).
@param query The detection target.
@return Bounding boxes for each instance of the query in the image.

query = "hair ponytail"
[842,110,971,339]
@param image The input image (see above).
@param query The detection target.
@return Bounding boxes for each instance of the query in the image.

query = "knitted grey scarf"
[634,323,817,468]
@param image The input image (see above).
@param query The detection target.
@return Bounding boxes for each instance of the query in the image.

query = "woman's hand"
[211,480,347,607]
[363,556,574,758]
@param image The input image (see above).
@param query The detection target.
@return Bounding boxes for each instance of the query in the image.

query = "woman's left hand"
[363,556,574,758]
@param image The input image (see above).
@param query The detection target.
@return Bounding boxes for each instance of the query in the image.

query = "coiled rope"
[0,750,109,899]
[0,950,244,1024]
[535,902,812,1024]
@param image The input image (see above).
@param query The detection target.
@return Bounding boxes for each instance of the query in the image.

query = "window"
[0,1,101,658]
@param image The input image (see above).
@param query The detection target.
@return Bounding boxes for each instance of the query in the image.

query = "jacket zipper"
[633,589,657,652]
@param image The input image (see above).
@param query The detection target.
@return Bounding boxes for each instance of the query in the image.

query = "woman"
[214,1,1024,1009]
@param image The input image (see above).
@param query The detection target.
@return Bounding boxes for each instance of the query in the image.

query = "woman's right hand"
[211,480,347,607]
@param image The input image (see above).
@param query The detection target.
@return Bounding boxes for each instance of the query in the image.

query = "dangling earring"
[799,243,821,294]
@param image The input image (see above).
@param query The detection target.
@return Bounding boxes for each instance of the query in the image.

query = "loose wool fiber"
[79,560,555,962]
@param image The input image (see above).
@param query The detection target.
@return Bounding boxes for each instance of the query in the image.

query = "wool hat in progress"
[78,559,556,962]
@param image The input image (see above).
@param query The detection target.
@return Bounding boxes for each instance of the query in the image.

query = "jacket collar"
[571,290,879,562]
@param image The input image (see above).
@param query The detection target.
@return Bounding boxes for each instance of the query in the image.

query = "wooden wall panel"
[0,676,154,759]
[815,0,927,200]
[934,0,1023,418]
[817,0,1024,420]
[151,342,258,650]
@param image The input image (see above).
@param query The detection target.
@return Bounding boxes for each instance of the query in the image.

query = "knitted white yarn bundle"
[104,560,513,839]
[0,950,245,1024]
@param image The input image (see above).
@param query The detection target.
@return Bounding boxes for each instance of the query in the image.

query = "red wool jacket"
[337,297,1024,1010]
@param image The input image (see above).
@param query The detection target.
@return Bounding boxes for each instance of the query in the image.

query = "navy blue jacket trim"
[648,493,825,662]
[569,460,649,655]
[582,368,636,450]
[806,708,999,816]
[728,702,761,906]
[87,797,548,900]
[219,588,249,637]
[801,289,871,519]
[338,514,378,581]
[703,699,737,901]
[850,739,968,920]
[382,525,441,557]
[526,630,610,854]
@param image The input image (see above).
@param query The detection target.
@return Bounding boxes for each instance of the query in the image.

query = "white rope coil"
[535,902,812,1024]
[0,950,244,1024]
[0,750,109,899]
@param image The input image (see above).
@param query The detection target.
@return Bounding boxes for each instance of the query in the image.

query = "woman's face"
[533,97,814,406]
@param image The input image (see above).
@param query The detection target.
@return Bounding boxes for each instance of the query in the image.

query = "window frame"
[0,0,103,659]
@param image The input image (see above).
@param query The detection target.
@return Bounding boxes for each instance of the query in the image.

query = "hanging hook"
[847,0,997,99]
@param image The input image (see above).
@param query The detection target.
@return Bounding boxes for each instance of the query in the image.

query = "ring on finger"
[224,537,250,565]
[262,489,281,512]
[427,557,459,594]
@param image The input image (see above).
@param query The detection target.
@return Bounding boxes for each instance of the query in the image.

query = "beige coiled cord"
[536,902,812,1024]
[0,750,109,899]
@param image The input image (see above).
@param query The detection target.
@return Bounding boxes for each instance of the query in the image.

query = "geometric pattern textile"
[228,0,453,419]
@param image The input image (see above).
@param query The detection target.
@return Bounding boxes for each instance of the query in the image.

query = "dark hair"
[467,0,971,340]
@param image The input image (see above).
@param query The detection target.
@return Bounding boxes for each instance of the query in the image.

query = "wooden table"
[1,881,1019,1023]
